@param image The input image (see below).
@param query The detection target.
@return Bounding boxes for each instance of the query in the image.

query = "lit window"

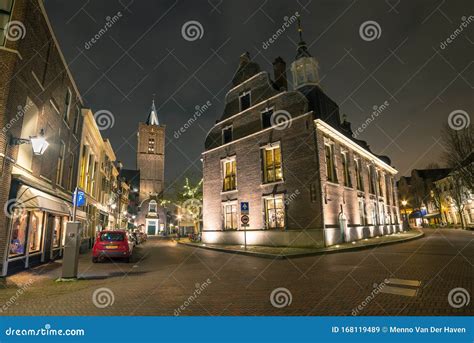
[355,158,364,191]
[222,159,236,191]
[149,200,157,213]
[223,203,237,230]
[9,210,28,257]
[239,91,251,111]
[148,138,155,153]
[325,143,337,183]
[222,126,233,144]
[341,151,351,187]
[28,211,44,253]
[261,108,273,129]
[263,145,282,183]
[264,195,285,229]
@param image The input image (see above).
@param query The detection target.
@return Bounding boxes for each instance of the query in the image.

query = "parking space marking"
[386,278,421,287]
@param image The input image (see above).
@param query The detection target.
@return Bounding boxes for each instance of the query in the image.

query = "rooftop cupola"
[290,18,320,89]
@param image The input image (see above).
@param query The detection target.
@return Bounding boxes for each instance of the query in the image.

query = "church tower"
[290,18,320,89]
[137,99,165,202]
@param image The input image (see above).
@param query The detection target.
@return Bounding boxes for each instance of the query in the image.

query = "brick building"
[202,27,401,247]
[123,100,167,235]
[0,0,86,275]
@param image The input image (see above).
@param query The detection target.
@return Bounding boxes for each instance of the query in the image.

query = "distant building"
[398,168,451,227]
[202,24,401,247]
[123,100,167,235]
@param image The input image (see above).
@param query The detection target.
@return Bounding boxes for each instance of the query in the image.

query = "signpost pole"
[244,224,247,250]
[72,187,77,222]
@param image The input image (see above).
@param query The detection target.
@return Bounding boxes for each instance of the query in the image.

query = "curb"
[177,230,425,259]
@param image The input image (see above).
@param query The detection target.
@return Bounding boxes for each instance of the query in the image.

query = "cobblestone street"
[0,229,472,316]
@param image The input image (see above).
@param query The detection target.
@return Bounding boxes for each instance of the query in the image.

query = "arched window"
[149,200,157,213]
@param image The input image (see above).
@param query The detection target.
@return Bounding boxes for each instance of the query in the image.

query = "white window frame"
[239,90,251,112]
[263,194,286,230]
[222,125,233,144]
[222,200,238,230]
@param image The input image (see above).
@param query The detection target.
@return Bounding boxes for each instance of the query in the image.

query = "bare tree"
[447,174,470,230]
[441,124,474,192]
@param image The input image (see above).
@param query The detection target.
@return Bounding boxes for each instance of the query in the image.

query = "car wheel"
[92,257,98,263]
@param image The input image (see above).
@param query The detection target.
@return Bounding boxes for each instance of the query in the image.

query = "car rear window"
[100,232,125,242]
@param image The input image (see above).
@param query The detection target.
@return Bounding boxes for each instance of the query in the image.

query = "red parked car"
[92,230,133,263]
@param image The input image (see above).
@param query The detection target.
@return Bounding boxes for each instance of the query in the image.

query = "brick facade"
[202,48,401,248]
[0,0,84,275]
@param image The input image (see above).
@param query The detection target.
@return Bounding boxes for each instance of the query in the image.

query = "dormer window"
[239,91,251,111]
[149,200,157,213]
[222,126,233,144]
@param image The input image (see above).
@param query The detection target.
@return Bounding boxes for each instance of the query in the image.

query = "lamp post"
[401,200,408,230]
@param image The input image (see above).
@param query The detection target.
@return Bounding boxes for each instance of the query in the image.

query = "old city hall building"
[202,27,401,247]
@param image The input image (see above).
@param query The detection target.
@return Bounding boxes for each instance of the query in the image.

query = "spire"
[295,17,311,59]
[146,95,159,125]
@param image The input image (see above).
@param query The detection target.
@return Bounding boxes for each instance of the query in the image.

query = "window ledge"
[260,180,284,187]
[325,181,339,187]
[221,189,238,195]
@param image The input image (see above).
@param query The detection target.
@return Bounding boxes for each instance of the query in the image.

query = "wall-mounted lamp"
[10,129,49,156]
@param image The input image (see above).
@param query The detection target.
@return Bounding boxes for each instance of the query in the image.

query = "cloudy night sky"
[43,0,473,190]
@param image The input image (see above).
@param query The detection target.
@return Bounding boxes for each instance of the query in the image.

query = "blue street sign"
[240,202,249,214]
[73,188,86,207]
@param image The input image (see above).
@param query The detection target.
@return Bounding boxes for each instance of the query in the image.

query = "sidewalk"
[177,229,424,259]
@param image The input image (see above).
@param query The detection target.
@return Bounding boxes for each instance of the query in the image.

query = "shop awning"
[16,185,71,216]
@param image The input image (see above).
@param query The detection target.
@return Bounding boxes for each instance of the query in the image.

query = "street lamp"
[401,200,408,230]
[10,129,49,155]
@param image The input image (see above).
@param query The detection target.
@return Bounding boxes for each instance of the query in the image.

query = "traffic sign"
[240,202,249,214]
[73,188,86,207]
[241,214,249,225]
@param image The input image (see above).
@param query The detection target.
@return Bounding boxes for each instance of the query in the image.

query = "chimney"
[273,57,287,91]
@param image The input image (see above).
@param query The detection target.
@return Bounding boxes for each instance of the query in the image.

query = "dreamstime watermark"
[352,101,390,138]
[181,20,204,41]
[92,287,115,308]
[2,100,34,134]
[270,287,292,308]
[174,101,212,139]
[94,110,115,130]
[448,109,470,130]
[4,20,26,42]
[284,189,300,205]
[5,324,84,337]
[84,11,123,50]
[271,110,292,130]
[448,287,470,308]
[3,198,25,219]
[440,16,474,50]
[351,279,387,315]
[182,198,202,219]
[174,278,212,316]
[359,20,382,41]
[262,12,300,49]
[0,278,34,313]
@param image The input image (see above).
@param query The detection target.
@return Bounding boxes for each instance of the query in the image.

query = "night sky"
[44,0,473,191]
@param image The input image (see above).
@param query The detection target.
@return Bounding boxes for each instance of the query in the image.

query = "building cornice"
[314,119,398,174]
